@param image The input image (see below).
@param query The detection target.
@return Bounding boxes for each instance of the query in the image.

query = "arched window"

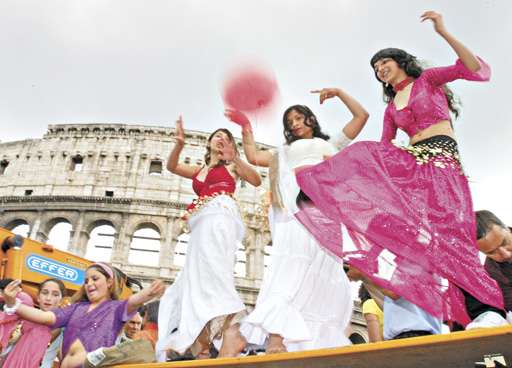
[235,242,246,277]
[0,160,9,175]
[149,160,163,176]
[85,223,115,262]
[349,333,366,345]
[128,225,161,267]
[174,233,190,267]
[70,155,84,172]
[47,220,72,251]
[263,243,272,275]
[10,222,30,237]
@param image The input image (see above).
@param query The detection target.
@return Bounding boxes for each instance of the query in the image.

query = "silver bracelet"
[3,298,21,315]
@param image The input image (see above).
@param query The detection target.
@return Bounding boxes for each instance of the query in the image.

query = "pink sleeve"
[380,106,397,143]
[422,57,491,86]
[18,292,34,307]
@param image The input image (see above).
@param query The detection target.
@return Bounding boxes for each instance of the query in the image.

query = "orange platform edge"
[115,317,512,367]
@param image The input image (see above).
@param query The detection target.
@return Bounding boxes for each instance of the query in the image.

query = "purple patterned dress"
[51,299,134,356]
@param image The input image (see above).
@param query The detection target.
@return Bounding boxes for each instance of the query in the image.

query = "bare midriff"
[409,120,454,145]
[60,339,87,368]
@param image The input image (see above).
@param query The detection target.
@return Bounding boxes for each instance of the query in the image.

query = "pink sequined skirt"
[296,136,503,324]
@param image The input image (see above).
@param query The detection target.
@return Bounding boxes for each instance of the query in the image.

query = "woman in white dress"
[157,116,261,360]
[225,87,368,353]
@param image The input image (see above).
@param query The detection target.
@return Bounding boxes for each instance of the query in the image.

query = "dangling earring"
[385,82,389,88]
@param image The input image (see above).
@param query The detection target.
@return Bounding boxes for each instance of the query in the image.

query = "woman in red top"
[296,11,503,326]
[157,116,261,360]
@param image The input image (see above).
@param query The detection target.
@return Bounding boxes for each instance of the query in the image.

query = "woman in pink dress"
[296,11,503,325]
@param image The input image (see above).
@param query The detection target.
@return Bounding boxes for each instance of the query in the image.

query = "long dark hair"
[370,48,460,118]
[358,284,372,304]
[204,128,238,166]
[282,105,330,145]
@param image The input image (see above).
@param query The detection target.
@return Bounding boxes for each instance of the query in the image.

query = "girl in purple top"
[296,11,503,326]
[3,263,164,368]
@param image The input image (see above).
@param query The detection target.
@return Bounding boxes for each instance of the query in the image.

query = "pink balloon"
[222,65,278,113]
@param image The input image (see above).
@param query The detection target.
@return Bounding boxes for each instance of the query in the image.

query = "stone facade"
[0,123,367,341]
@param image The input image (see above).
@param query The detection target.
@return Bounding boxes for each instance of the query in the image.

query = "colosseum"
[0,123,367,341]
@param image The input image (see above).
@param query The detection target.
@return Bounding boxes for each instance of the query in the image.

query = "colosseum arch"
[1,212,39,237]
[3,218,31,237]
[128,221,162,268]
[85,219,118,263]
[349,332,367,345]
[234,241,247,277]
[45,217,74,251]
[174,232,190,268]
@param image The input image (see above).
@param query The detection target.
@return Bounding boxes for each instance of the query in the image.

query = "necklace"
[393,77,414,93]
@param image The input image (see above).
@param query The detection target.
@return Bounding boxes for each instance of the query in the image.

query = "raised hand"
[3,279,22,307]
[147,280,165,299]
[174,115,185,146]
[224,109,252,132]
[420,11,447,34]
[311,88,340,104]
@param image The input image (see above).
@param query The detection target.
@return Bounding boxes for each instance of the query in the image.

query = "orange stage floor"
[116,325,512,368]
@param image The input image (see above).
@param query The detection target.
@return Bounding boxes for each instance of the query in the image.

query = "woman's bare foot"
[266,334,287,354]
[196,347,211,360]
[219,323,246,358]
[191,326,211,359]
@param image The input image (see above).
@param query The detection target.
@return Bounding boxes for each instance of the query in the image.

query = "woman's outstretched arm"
[421,11,482,72]
[3,280,56,325]
[127,280,165,315]
[233,156,262,187]
[225,109,273,167]
[311,87,369,139]
[166,115,202,178]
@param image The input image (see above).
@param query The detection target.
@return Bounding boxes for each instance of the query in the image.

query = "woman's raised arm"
[166,116,202,178]
[225,109,273,167]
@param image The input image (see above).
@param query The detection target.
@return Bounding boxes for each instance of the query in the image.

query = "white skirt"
[157,195,247,358]
[241,209,353,351]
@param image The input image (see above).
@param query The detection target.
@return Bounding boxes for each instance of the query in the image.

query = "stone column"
[111,214,131,266]
[74,231,90,258]
[35,214,49,243]
[35,230,49,243]
[29,211,43,240]
[68,211,85,255]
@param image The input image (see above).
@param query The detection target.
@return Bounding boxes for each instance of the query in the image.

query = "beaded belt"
[393,135,462,171]
[183,191,235,219]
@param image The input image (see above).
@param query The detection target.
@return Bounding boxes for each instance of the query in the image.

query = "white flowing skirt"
[241,209,353,352]
[157,195,247,359]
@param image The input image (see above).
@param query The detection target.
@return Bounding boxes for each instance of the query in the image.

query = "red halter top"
[185,165,236,215]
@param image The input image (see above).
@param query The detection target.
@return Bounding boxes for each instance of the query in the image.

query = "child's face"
[84,268,113,303]
[37,281,63,311]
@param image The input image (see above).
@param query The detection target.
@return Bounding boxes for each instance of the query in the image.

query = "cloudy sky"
[1,0,511,222]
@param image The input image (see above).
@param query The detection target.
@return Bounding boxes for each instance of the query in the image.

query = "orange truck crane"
[0,227,135,302]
